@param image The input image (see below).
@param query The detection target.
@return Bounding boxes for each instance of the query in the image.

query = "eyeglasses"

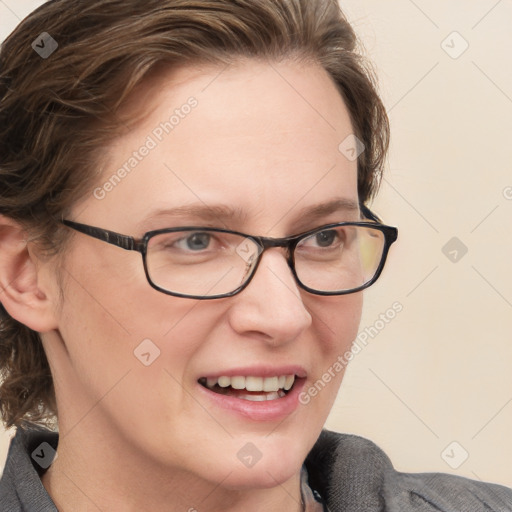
[61,207,397,300]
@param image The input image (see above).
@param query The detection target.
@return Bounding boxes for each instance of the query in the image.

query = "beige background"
[1,0,511,487]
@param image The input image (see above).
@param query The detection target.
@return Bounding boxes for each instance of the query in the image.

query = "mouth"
[198,374,298,402]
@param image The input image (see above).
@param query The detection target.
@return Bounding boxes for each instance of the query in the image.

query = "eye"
[314,230,337,248]
[175,232,212,251]
[298,228,344,250]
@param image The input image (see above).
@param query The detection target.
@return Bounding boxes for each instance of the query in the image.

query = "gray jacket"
[1,426,511,511]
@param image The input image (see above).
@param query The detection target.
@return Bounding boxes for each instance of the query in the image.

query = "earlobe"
[0,216,58,333]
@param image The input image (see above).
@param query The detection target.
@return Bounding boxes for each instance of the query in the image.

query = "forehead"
[87,59,359,234]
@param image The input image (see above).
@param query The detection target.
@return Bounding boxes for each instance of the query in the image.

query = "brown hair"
[0,0,389,428]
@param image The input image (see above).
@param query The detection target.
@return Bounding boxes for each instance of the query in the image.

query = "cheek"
[55,245,216,397]
[310,292,363,352]
[58,278,215,373]
[54,257,230,451]
[304,293,363,408]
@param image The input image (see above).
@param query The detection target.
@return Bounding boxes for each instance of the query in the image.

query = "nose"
[227,248,313,344]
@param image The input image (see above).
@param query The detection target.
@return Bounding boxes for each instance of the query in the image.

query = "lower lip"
[197,378,306,422]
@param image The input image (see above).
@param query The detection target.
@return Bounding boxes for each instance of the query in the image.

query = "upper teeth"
[205,375,295,392]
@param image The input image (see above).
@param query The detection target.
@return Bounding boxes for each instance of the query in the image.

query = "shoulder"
[0,425,58,512]
[305,429,512,512]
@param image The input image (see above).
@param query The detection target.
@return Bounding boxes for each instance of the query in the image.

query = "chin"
[212,434,310,490]
[221,459,302,490]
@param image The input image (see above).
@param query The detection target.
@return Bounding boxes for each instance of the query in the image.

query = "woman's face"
[47,59,362,489]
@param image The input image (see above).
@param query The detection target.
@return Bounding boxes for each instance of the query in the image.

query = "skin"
[0,59,363,511]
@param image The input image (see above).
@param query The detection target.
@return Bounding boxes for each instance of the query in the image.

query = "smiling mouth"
[198,375,297,401]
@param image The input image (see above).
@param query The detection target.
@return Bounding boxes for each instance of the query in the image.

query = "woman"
[0,0,510,510]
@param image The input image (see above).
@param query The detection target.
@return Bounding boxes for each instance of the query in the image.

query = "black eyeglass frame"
[61,206,398,300]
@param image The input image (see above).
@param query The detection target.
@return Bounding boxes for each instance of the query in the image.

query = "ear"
[0,216,58,333]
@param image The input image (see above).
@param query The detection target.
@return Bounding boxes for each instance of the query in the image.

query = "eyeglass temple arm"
[62,220,140,252]
[360,204,382,223]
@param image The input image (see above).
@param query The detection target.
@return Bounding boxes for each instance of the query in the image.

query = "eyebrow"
[295,198,360,221]
[140,198,360,231]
